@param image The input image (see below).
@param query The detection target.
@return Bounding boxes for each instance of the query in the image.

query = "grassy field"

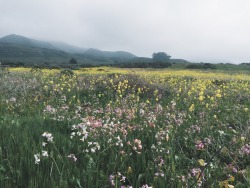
[0,67,249,187]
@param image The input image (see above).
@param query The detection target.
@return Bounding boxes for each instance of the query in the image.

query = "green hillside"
[0,34,137,65]
[78,48,136,62]
[0,34,55,49]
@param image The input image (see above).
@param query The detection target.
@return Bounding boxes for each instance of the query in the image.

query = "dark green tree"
[152,52,171,62]
[69,58,78,64]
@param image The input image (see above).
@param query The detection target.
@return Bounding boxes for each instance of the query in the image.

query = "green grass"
[0,68,249,187]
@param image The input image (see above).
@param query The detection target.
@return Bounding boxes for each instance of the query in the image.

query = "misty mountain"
[0,34,87,53]
[49,42,87,54]
[0,42,73,64]
[0,34,137,64]
[0,34,56,50]
[0,43,70,58]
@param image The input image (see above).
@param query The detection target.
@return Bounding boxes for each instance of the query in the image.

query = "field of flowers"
[0,67,249,187]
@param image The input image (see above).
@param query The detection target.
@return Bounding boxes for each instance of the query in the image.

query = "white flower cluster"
[84,142,100,153]
[67,154,77,162]
[34,153,40,164]
[115,136,124,147]
[42,132,54,142]
[34,132,53,164]
[34,151,48,164]
[70,123,88,141]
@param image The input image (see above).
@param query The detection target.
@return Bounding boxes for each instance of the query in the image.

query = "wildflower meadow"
[0,67,249,187]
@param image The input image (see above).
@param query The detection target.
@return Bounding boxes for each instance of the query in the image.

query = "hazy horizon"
[1,0,250,64]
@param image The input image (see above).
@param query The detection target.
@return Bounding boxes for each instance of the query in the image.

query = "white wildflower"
[42,151,48,157]
[34,153,40,164]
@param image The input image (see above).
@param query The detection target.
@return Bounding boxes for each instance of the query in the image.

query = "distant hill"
[0,43,69,58]
[0,34,190,67]
[0,35,73,64]
[0,34,137,65]
[0,34,55,49]
[50,42,87,54]
[79,48,136,61]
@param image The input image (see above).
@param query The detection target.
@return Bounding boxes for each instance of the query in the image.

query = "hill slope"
[0,34,137,65]
[79,48,136,61]
[0,34,55,49]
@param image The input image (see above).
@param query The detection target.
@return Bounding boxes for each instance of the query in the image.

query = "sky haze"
[1,0,250,63]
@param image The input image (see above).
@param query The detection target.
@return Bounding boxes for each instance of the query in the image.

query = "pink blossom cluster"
[240,144,250,155]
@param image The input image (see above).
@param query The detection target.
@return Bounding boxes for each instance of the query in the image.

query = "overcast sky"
[1,0,250,63]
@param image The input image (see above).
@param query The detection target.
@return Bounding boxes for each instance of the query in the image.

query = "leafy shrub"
[60,68,74,77]
[186,63,216,69]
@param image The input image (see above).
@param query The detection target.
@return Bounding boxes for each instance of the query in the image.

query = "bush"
[186,63,216,69]
[113,62,172,68]
[60,68,74,77]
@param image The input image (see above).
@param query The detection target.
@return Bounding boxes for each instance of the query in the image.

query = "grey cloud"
[1,0,250,63]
